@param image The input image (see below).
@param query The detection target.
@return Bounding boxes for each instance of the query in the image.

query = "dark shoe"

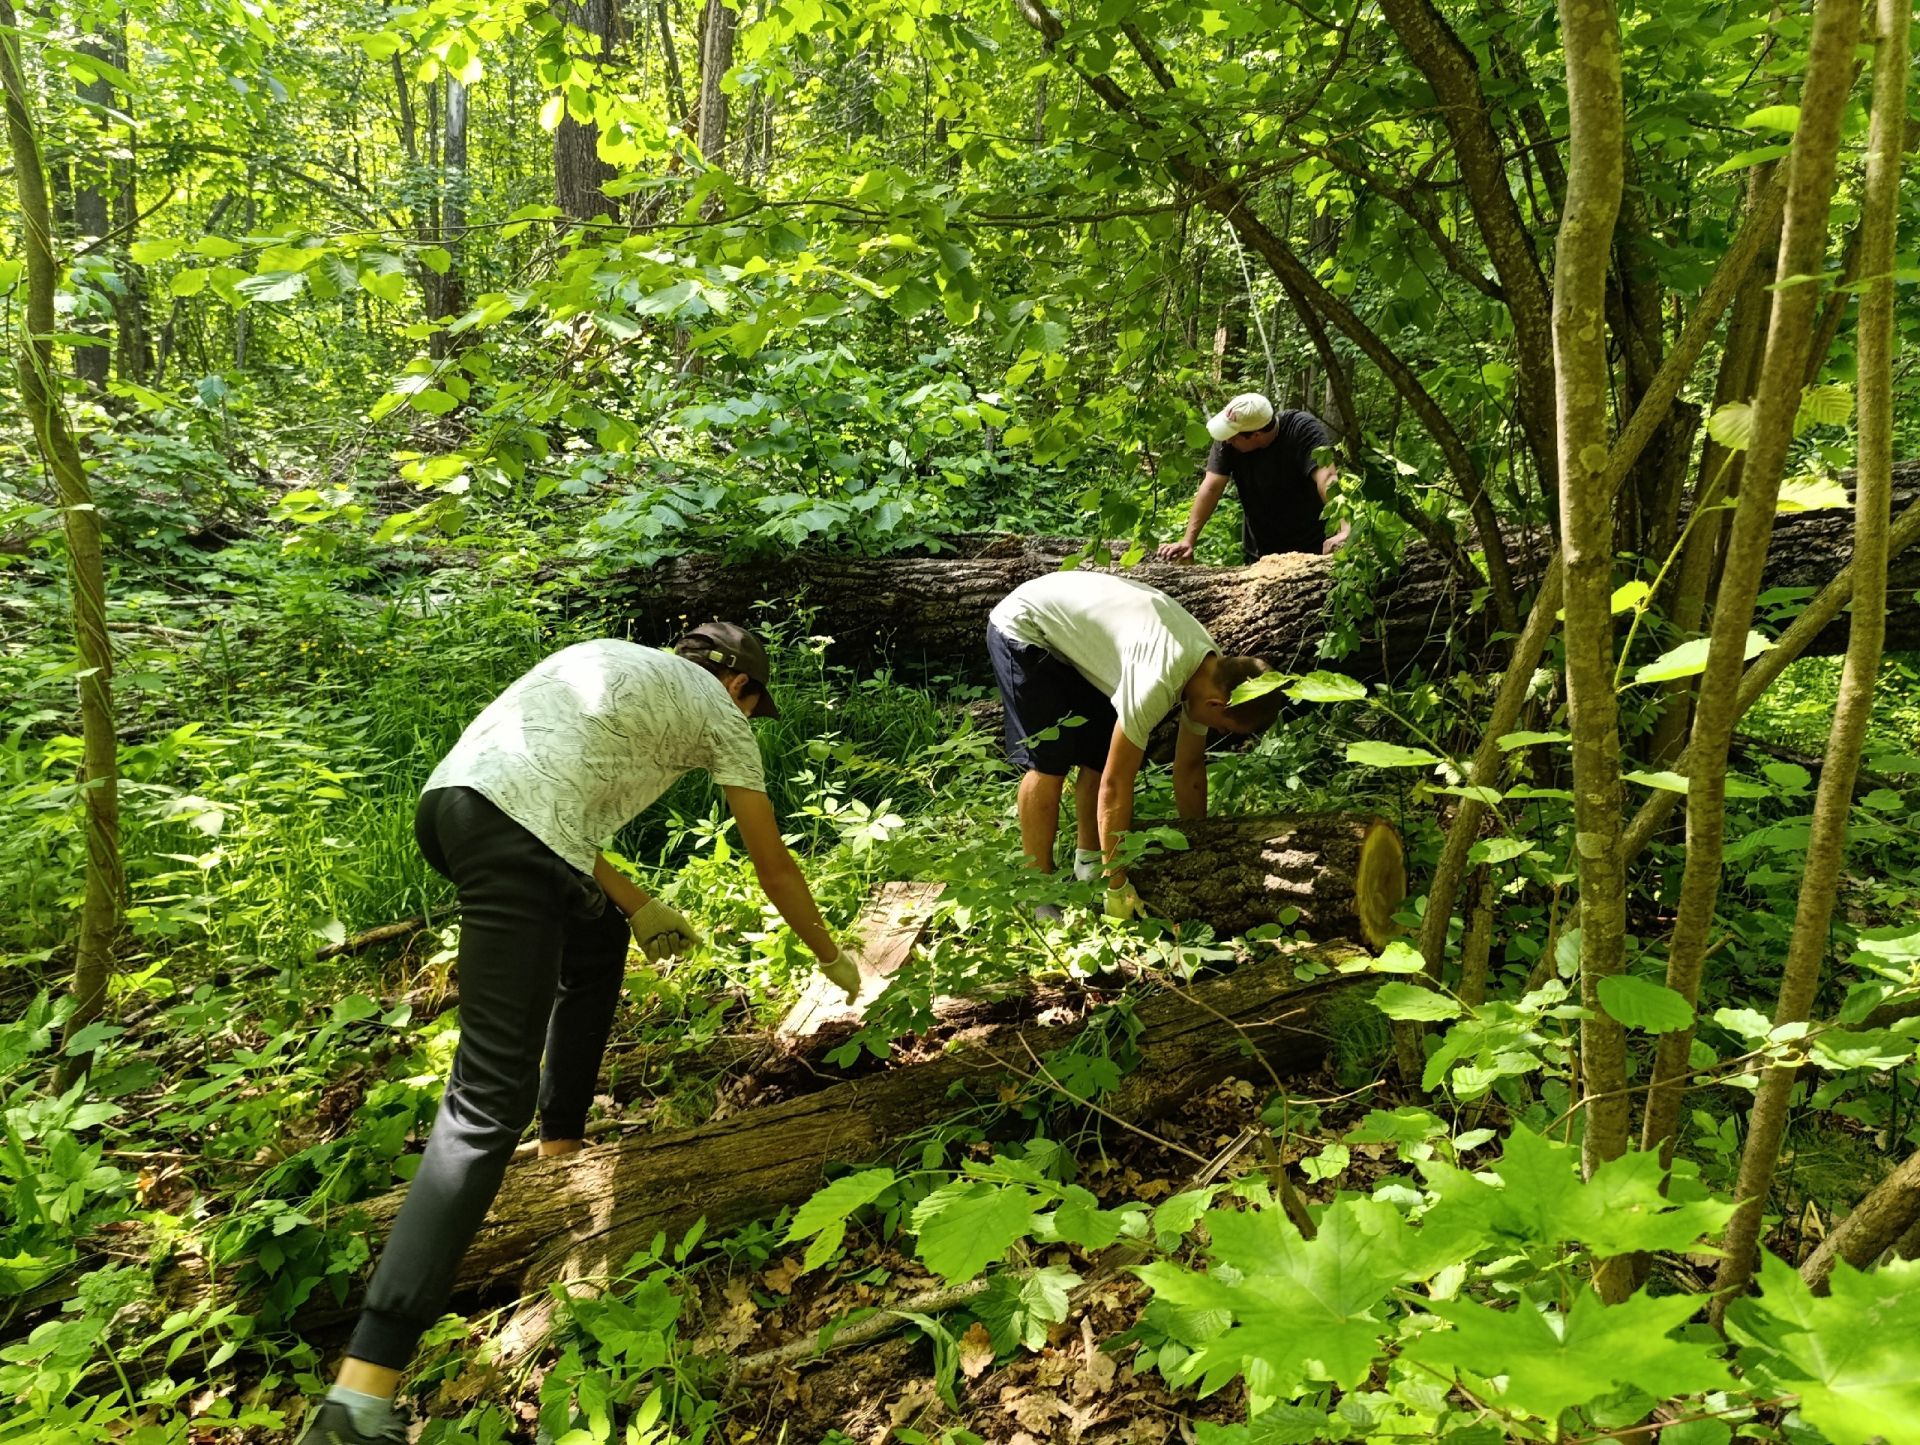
[294,1399,409,1444]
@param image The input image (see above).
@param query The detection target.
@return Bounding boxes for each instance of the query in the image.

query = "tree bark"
[1128,815,1406,951]
[600,479,1920,687]
[1799,1149,1920,1294]
[0,0,122,1081]
[553,0,619,220]
[1711,0,1900,1323]
[71,35,112,389]
[434,75,469,352]
[1552,0,1630,1262]
[656,0,689,127]
[1376,0,1557,487]
[695,0,734,162]
[1642,0,1861,1182]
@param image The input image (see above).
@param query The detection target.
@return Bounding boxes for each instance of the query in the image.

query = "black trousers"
[347,786,630,1369]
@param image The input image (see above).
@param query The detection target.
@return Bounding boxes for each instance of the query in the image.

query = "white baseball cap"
[1206,392,1276,442]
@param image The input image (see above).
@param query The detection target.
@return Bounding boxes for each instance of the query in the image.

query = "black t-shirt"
[1205,410,1335,561]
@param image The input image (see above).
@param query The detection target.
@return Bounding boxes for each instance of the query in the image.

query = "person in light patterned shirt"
[302,623,855,1445]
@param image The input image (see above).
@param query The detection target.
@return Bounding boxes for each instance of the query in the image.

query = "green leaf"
[408,389,459,415]
[1229,670,1292,706]
[1777,473,1850,513]
[1706,401,1755,451]
[1498,730,1568,750]
[1729,1254,1920,1445]
[235,270,305,303]
[1373,981,1461,1022]
[1467,837,1532,867]
[1597,975,1695,1033]
[1140,1197,1457,1405]
[169,268,209,297]
[910,1181,1038,1283]
[1610,580,1651,613]
[1632,630,1773,685]
[130,237,181,264]
[1345,741,1442,768]
[1411,1287,1734,1421]
[1795,384,1853,431]
[1743,103,1801,132]
[1287,671,1365,704]
[1337,940,1428,975]
[1712,143,1793,176]
[786,1168,895,1271]
[1048,1186,1134,1250]
[1151,1186,1221,1249]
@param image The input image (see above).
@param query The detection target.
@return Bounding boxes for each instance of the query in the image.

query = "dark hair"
[1216,656,1285,732]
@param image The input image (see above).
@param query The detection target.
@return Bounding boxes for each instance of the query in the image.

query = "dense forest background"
[2,0,1918,1440]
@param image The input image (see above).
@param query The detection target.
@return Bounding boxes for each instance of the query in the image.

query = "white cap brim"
[1206,410,1239,442]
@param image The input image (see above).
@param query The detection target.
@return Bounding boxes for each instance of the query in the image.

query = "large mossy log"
[333,949,1373,1321]
[1131,815,1406,951]
[605,467,1920,684]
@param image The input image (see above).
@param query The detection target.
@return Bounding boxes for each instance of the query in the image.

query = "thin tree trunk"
[1551,0,1630,1274]
[657,0,689,128]
[1413,160,1790,988]
[434,75,469,352]
[695,0,734,162]
[1649,170,1780,763]
[105,18,144,382]
[1638,0,1861,1173]
[1711,0,1902,1322]
[71,35,111,389]
[0,0,122,1082]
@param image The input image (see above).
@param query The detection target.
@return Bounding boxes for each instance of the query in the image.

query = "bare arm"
[1097,723,1146,886]
[1172,723,1208,821]
[725,785,839,962]
[1157,472,1231,562]
[593,854,649,917]
[1316,465,1350,553]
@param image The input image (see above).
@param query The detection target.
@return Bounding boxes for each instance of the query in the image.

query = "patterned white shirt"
[424,640,767,873]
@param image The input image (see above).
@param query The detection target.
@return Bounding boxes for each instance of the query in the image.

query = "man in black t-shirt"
[1156,392,1347,564]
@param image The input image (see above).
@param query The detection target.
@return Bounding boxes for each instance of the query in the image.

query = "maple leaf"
[1728,1253,1920,1445]
[1408,1286,1733,1423]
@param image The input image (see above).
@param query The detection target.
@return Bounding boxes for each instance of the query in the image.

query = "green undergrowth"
[5,545,1920,1444]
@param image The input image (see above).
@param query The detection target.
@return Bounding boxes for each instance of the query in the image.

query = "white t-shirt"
[988,572,1216,748]
[424,640,768,873]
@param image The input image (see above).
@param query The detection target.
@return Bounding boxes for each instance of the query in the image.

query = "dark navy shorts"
[986,623,1117,776]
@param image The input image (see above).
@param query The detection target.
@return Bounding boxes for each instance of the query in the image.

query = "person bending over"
[299,623,857,1444]
[985,571,1285,917]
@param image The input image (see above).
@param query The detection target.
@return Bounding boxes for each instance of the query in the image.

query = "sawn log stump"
[1130,814,1406,952]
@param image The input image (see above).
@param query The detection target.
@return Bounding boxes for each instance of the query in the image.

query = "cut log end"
[1354,818,1408,952]
[1129,813,1408,952]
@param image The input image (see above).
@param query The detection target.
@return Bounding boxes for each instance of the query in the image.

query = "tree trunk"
[434,75,469,351]
[40,952,1377,1351]
[1644,0,1861,1192]
[1552,0,1630,1268]
[1799,1149,1920,1294]
[1711,0,1899,1323]
[695,0,734,162]
[656,0,689,128]
[1128,815,1405,951]
[0,0,122,1082]
[599,476,1920,686]
[71,36,112,389]
[553,0,618,220]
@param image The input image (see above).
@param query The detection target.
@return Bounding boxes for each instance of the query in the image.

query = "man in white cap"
[1157,392,1347,563]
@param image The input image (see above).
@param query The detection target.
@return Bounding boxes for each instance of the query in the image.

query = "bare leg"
[1073,767,1102,852]
[1017,770,1067,872]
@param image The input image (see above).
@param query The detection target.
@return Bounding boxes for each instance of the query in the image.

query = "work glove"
[1072,848,1104,884]
[628,899,702,961]
[1103,882,1147,921]
[817,952,861,1003]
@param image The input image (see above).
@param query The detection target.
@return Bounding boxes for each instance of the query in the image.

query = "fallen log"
[1130,814,1406,951]
[324,946,1374,1330]
[604,467,1920,685]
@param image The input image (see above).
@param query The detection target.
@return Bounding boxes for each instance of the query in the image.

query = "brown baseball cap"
[676,621,780,718]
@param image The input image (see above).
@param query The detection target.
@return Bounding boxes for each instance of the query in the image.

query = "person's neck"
[1183,652,1220,707]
